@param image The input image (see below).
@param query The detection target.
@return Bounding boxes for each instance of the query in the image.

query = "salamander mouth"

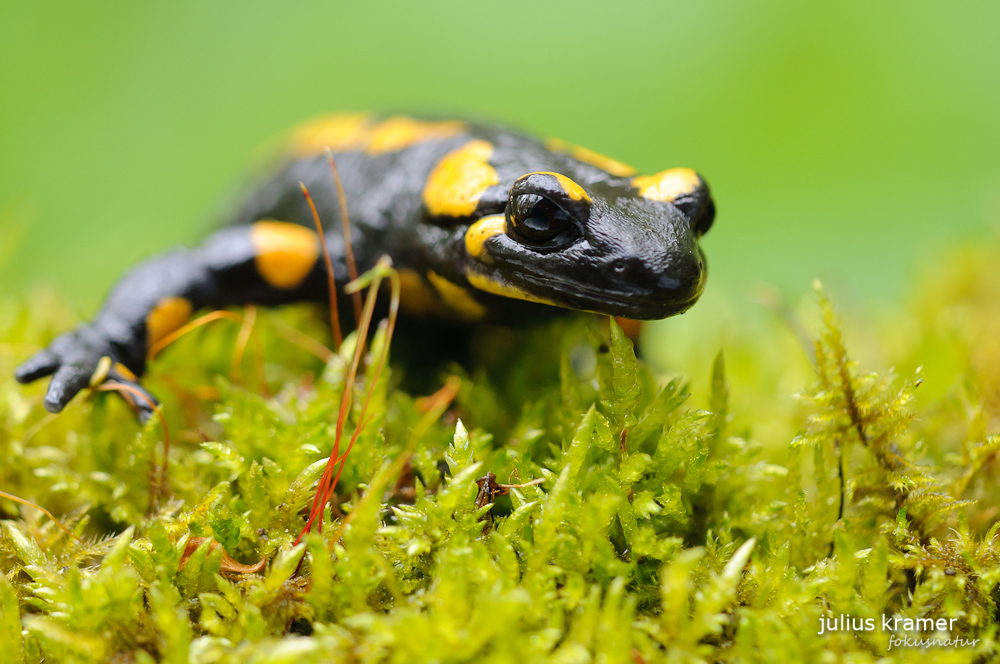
[465,254,706,320]
[517,272,705,319]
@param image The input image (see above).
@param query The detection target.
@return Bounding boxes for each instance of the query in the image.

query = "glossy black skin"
[15,116,715,419]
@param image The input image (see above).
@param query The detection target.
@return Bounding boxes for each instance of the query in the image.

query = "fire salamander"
[15,113,715,419]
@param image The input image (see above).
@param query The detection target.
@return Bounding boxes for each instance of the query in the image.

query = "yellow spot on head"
[423,140,499,217]
[427,272,486,321]
[464,215,506,260]
[250,221,320,289]
[545,138,637,177]
[364,116,466,155]
[146,296,193,350]
[632,168,701,203]
[525,172,591,203]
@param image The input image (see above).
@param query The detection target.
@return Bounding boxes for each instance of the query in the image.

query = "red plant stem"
[297,266,385,541]
[268,319,334,362]
[321,270,399,508]
[325,149,363,326]
[148,310,245,359]
[0,489,85,544]
[230,304,256,383]
[300,181,343,348]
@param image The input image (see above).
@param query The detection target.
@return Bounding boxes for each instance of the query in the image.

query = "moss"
[3,242,1000,662]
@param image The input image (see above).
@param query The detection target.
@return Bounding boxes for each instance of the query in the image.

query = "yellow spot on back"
[545,137,637,177]
[290,114,467,157]
[527,171,591,203]
[427,272,486,321]
[146,296,193,350]
[466,271,559,307]
[364,117,466,155]
[250,221,320,289]
[632,168,701,202]
[423,139,499,217]
[464,215,506,260]
[290,113,371,156]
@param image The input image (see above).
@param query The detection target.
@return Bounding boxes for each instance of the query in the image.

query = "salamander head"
[463,168,714,320]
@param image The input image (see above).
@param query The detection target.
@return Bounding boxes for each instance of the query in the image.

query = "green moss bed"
[3,242,1000,663]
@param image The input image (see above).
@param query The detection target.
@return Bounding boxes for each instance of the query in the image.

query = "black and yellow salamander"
[15,113,716,418]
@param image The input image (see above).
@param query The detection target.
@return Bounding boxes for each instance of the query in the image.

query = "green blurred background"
[2,1,999,313]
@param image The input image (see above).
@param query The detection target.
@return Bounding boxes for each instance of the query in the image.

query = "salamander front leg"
[15,324,163,420]
[15,221,346,420]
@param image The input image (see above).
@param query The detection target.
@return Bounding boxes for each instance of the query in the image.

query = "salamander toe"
[15,349,59,383]
[44,364,92,413]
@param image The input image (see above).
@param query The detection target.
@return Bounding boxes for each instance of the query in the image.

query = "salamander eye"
[506,193,575,245]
